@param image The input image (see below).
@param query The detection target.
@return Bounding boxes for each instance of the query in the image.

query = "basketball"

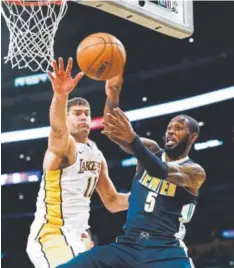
[76,33,126,81]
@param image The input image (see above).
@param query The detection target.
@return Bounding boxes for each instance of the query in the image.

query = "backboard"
[78,0,194,39]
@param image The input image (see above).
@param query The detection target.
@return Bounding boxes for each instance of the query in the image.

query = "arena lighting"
[1,253,6,259]
[125,86,234,122]
[222,229,234,239]
[14,73,50,87]
[1,87,234,144]
[1,117,103,143]
[121,157,138,167]
[1,171,41,186]
[194,139,223,151]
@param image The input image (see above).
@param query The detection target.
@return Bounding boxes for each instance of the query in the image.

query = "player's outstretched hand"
[48,57,84,96]
[102,108,136,143]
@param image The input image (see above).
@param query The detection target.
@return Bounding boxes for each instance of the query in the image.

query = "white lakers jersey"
[33,140,103,232]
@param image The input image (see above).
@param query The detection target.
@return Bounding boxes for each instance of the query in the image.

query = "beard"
[164,134,190,159]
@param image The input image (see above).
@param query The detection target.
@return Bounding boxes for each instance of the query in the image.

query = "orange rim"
[4,0,64,6]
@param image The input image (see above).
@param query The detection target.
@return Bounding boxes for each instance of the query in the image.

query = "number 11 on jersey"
[144,192,158,213]
[84,176,98,198]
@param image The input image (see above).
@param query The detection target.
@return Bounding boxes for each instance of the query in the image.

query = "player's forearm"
[115,137,160,156]
[50,94,68,133]
[130,135,168,179]
[108,193,130,213]
[104,94,119,118]
[103,75,123,117]
[103,95,133,153]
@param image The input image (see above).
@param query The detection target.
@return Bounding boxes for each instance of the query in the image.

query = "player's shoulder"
[88,139,104,157]
[184,161,205,171]
[183,162,206,181]
[193,163,206,177]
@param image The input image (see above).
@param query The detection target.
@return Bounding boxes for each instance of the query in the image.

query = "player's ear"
[190,133,198,144]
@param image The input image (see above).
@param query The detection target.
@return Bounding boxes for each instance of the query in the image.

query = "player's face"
[164,117,191,158]
[67,105,91,137]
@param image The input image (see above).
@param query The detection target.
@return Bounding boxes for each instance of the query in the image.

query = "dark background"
[1,1,234,268]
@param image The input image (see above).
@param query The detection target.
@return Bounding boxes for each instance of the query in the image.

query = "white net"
[1,0,68,72]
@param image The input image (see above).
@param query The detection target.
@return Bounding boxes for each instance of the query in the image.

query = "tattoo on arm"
[167,163,206,189]
[107,99,118,110]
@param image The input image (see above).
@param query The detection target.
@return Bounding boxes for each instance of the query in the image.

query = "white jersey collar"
[161,152,189,164]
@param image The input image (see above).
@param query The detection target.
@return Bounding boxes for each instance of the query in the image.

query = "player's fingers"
[51,59,59,74]
[101,131,120,141]
[105,113,118,124]
[113,108,127,124]
[65,57,73,74]
[103,124,120,136]
[101,130,109,134]
[103,122,116,131]
[115,107,127,118]
[105,115,125,131]
[47,71,55,81]
[73,72,84,86]
[114,107,129,122]
[101,130,113,137]
[104,113,125,128]
[58,57,64,74]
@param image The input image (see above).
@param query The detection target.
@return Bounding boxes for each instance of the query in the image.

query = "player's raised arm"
[47,58,84,157]
[104,75,123,116]
[103,76,160,155]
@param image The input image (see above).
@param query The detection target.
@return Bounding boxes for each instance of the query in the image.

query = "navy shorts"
[57,239,194,268]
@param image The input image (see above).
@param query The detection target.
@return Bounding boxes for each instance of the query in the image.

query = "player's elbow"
[103,195,121,213]
[105,200,120,213]
[108,205,125,213]
[107,206,119,213]
[105,193,129,213]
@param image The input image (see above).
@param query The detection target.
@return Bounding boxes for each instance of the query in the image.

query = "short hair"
[67,97,90,112]
[173,114,200,135]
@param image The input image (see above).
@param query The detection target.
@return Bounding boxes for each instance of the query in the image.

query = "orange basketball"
[76,33,126,81]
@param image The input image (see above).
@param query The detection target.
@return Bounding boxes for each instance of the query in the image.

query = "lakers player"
[26,58,129,268]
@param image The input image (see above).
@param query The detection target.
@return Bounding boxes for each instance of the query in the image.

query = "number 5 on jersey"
[144,192,158,213]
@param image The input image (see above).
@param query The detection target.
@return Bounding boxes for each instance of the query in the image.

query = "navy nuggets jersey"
[124,151,197,241]
[58,150,197,268]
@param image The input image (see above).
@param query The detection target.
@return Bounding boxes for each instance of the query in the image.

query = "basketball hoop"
[1,0,68,72]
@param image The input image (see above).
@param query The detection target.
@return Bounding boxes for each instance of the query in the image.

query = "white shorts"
[26,222,88,268]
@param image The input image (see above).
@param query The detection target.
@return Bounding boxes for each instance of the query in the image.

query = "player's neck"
[165,150,189,162]
[73,134,89,144]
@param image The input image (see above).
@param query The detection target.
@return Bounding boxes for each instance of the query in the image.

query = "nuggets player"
[26,58,129,268]
[57,80,206,268]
